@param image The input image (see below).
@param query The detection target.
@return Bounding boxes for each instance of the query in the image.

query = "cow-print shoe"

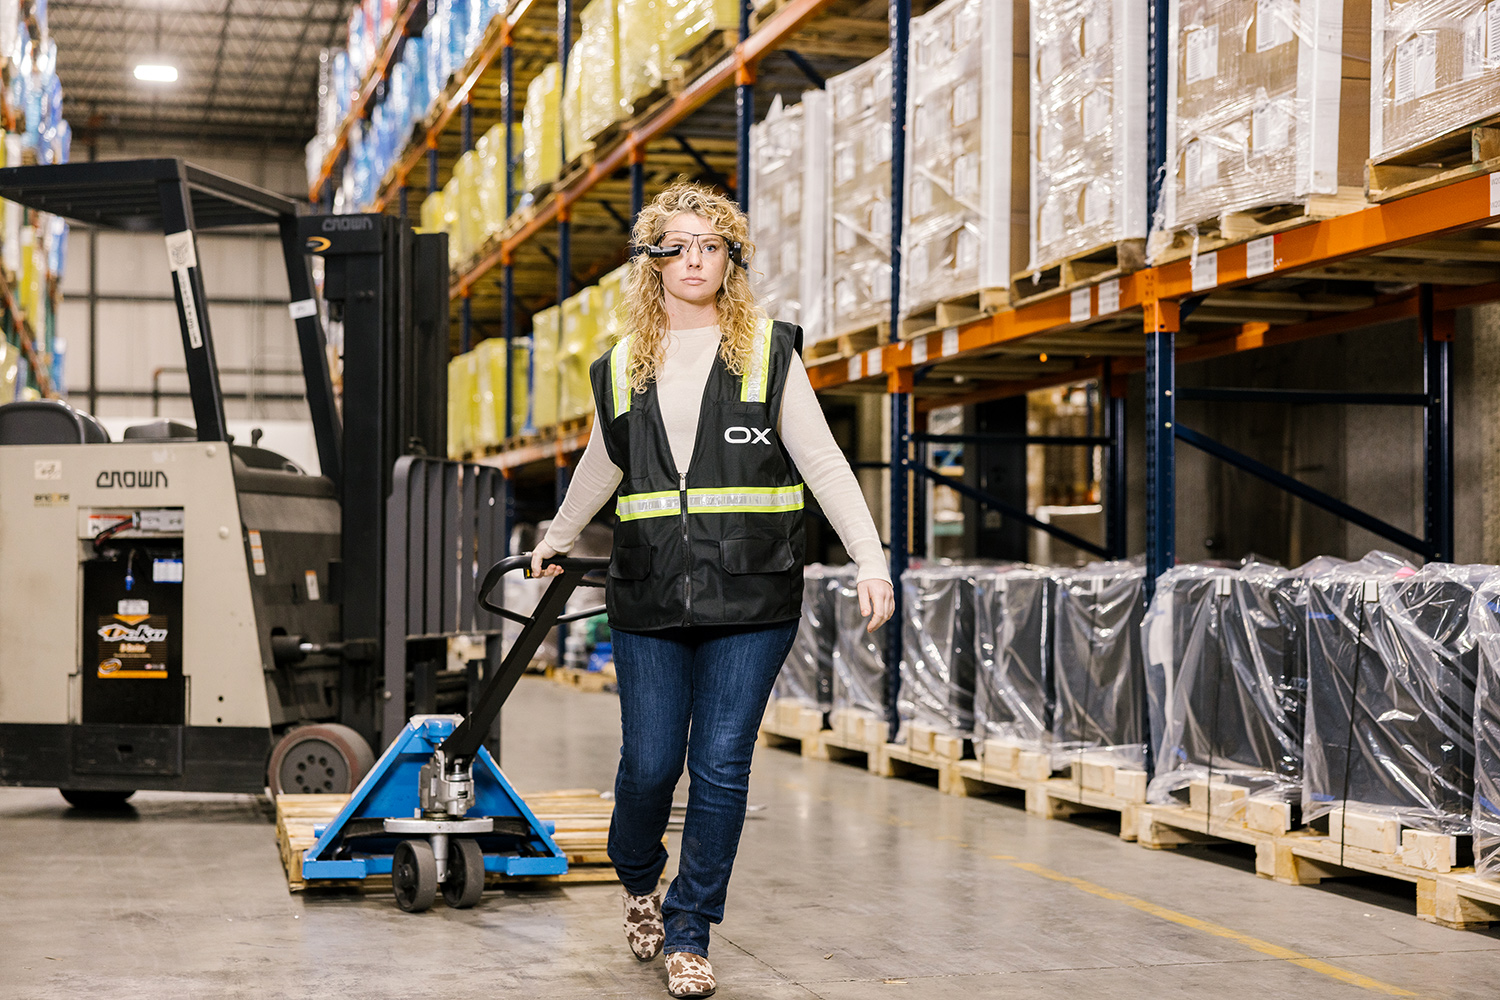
[622,890,664,960]
[665,952,716,998]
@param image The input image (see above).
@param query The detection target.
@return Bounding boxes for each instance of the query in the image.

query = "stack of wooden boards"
[274,789,623,893]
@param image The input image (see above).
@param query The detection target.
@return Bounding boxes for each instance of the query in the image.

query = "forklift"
[0,159,508,806]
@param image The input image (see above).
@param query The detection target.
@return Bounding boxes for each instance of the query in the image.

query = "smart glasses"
[642,231,747,267]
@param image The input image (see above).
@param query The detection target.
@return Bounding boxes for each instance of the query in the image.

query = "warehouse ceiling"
[51,0,350,146]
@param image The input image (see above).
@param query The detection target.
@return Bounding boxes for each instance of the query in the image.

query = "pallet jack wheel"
[267,723,375,796]
[59,789,135,810]
[393,839,438,912]
[442,838,486,909]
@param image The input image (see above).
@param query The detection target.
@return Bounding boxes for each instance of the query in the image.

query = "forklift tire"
[393,840,438,912]
[59,789,136,810]
[442,838,486,909]
[267,723,375,797]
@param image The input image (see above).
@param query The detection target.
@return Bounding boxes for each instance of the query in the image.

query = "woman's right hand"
[530,541,563,578]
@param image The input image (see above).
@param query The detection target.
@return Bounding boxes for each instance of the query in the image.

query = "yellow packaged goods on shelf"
[562,45,594,164]
[510,339,531,433]
[597,263,631,356]
[453,150,487,261]
[0,341,17,399]
[447,354,475,458]
[420,189,445,234]
[474,337,508,449]
[475,125,506,237]
[559,288,601,421]
[530,306,562,431]
[441,177,464,267]
[578,0,624,143]
[660,0,736,62]
[618,0,666,112]
[523,62,563,190]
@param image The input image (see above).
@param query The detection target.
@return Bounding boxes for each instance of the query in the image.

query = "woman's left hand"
[859,579,895,633]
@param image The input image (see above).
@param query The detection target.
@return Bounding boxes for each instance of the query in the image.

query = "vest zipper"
[680,471,692,624]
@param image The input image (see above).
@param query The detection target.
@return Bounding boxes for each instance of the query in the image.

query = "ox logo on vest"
[723,426,771,445]
[96,470,170,488]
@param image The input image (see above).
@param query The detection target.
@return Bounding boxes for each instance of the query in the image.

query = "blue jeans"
[608,620,799,958]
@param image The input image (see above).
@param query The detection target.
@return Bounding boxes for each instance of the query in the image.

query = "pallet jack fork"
[299,555,609,911]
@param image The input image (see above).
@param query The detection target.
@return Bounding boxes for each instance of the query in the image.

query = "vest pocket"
[610,544,653,580]
[720,536,795,574]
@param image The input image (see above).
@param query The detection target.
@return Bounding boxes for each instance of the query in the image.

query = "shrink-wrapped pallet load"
[1143,560,1331,823]
[530,305,562,430]
[618,0,668,113]
[1156,0,1368,257]
[1466,574,1500,878]
[559,288,600,422]
[451,149,486,262]
[597,263,630,356]
[973,565,1055,750]
[900,564,982,741]
[832,572,888,728]
[1051,560,1148,770]
[1302,554,1483,838]
[829,51,894,337]
[562,46,593,165]
[1028,0,1147,277]
[447,353,478,458]
[420,189,445,234]
[578,0,624,143]
[475,124,507,237]
[440,176,464,267]
[902,0,1017,317]
[1369,0,1500,191]
[749,93,830,348]
[523,62,562,190]
[473,337,507,450]
[776,564,856,711]
[660,0,736,62]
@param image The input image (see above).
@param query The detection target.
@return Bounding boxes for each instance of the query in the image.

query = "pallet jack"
[300,554,608,911]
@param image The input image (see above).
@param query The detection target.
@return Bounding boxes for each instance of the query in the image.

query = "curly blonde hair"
[620,181,761,393]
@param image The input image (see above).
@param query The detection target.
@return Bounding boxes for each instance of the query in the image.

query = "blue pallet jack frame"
[299,554,609,911]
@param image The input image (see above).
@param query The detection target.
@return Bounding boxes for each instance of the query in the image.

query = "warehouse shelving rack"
[310,0,1500,740]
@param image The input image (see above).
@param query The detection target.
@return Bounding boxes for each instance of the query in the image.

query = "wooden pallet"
[275,789,626,894]
[1147,188,1368,267]
[547,664,616,694]
[1368,124,1500,203]
[669,29,735,91]
[818,708,889,773]
[757,698,830,758]
[899,288,1009,340]
[805,325,888,364]
[1011,239,1146,305]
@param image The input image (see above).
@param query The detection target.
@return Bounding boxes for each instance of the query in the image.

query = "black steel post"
[911,433,927,559]
[399,184,408,226]
[559,0,572,174]
[1106,365,1127,560]
[1144,319,1175,595]
[883,0,910,742]
[630,152,645,233]
[462,99,473,154]
[736,0,753,213]
[1421,284,1455,562]
[461,294,473,354]
[156,172,229,442]
[428,142,438,195]
[503,34,515,216]
[1146,0,1169,228]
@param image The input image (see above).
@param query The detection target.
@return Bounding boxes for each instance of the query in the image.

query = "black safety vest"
[588,317,807,631]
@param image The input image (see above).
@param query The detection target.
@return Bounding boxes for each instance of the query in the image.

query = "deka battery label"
[96,614,170,679]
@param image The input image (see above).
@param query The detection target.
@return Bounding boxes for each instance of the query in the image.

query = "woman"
[532,181,893,998]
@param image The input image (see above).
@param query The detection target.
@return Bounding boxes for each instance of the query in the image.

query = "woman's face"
[654,212,730,308]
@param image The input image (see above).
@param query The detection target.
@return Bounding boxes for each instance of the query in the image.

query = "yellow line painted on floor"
[779,777,1424,998]
[997,857,1419,997]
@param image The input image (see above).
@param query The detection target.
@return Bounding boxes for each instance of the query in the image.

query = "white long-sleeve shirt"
[540,324,891,584]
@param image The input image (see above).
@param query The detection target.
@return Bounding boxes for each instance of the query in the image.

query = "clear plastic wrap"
[618,0,667,113]
[475,124,507,238]
[1159,0,1366,242]
[1467,576,1500,878]
[523,62,562,190]
[1028,0,1147,269]
[775,564,855,710]
[900,563,983,740]
[562,47,593,164]
[530,306,561,431]
[660,0,737,61]
[1302,554,1482,835]
[973,565,1055,749]
[559,288,599,421]
[452,148,485,261]
[447,353,476,458]
[1144,559,1336,813]
[833,572,887,722]
[473,337,508,449]
[578,0,623,143]
[1370,0,1500,162]
[749,93,830,346]
[1050,559,1148,769]
[903,0,1013,313]
[597,263,630,357]
[829,51,894,336]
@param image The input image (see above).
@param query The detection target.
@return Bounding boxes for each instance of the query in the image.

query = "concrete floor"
[5,678,1500,999]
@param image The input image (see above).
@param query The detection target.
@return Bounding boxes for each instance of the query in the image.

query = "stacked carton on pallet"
[1466,575,1500,879]
[775,564,852,712]
[829,51,894,339]
[830,570,889,746]
[972,565,1055,773]
[900,0,1019,323]
[750,93,831,349]
[899,564,982,755]
[1153,0,1370,261]
[1024,0,1147,296]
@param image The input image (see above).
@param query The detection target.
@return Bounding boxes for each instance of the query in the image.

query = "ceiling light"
[134,64,178,83]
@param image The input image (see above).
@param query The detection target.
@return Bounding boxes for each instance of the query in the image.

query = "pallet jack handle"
[438,553,610,762]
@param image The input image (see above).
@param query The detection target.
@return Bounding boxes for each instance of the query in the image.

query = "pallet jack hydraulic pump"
[298,554,608,911]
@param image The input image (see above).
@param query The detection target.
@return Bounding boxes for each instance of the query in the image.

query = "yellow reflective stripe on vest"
[616,489,679,521]
[610,336,633,416]
[617,484,805,521]
[687,484,804,514]
[739,317,775,403]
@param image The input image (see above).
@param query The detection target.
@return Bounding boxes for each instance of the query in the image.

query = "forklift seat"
[0,400,110,445]
[123,418,196,440]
